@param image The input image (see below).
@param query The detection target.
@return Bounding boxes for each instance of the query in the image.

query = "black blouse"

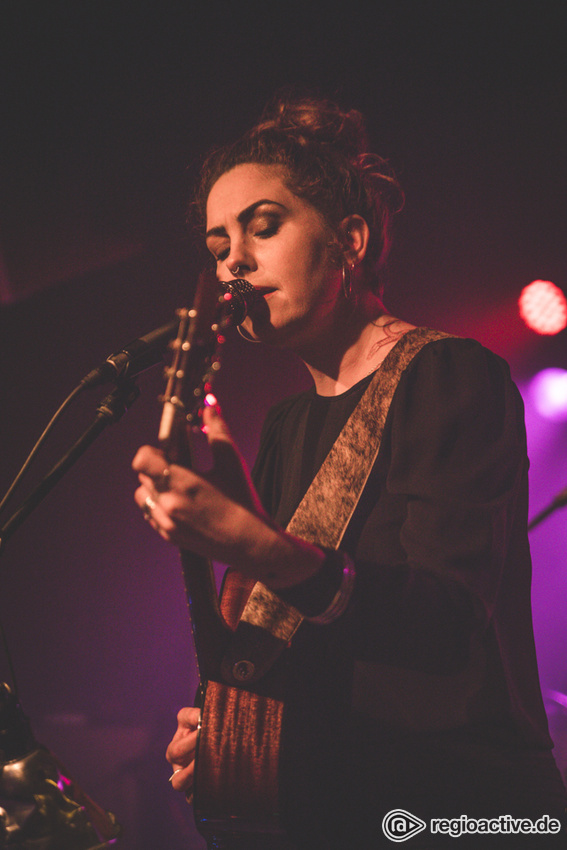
[251,336,567,847]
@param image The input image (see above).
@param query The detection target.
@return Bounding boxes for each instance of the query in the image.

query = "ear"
[337,215,369,266]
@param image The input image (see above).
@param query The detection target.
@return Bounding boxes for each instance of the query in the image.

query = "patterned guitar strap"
[220,328,454,686]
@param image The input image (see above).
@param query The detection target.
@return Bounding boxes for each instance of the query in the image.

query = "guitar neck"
[158,278,236,689]
[179,550,230,687]
[163,421,231,687]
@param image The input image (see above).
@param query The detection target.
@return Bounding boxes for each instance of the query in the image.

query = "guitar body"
[192,569,287,843]
[194,681,283,836]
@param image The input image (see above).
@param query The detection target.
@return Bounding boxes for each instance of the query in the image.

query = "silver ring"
[142,494,157,519]
[168,767,183,783]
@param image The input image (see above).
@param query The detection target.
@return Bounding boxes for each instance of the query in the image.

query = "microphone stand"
[0,680,121,848]
[0,379,139,554]
[0,380,142,847]
[528,485,567,530]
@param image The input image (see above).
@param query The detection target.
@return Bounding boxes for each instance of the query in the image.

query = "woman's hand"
[133,403,272,562]
[132,404,325,587]
[166,706,200,795]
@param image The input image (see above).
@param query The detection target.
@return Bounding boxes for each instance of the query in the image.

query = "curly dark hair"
[193,95,404,292]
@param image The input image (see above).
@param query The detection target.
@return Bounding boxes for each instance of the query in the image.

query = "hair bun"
[257,95,369,158]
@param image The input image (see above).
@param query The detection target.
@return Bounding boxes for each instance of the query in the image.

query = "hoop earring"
[342,262,353,299]
[237,324,262,343]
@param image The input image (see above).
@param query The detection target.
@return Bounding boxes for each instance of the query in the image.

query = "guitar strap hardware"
[220,584,304,684]
[220,328,454,686]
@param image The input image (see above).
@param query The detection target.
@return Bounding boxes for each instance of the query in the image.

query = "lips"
[251,286,277,299]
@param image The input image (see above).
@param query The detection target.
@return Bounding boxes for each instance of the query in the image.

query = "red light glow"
[519,280,567,335]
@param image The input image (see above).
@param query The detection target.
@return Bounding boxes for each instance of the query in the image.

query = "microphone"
[219,278,257,324]
[81,280,256,389]
[80,318,180,388]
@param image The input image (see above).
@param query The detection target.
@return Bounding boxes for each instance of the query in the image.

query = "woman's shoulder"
[392,330,524,431]
[406,331,514,382]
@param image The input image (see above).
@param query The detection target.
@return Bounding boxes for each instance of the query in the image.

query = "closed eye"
[255,224,279,239]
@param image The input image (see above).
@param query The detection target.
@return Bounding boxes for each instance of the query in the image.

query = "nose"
[225,239,256,278]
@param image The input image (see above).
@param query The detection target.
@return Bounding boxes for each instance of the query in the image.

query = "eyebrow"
[205,199,286,240]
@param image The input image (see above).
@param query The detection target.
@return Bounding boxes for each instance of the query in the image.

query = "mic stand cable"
[0,379,140,555]
[0,382,88,520]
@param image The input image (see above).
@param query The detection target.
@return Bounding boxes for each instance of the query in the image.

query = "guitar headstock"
[158,270,230,464]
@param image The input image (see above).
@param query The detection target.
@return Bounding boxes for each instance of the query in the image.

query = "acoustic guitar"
[157,272,290,848]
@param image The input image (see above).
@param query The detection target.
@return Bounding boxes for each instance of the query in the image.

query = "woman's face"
[205,163,343,349]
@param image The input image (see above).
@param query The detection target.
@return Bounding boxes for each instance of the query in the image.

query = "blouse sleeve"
[352,338,530,675]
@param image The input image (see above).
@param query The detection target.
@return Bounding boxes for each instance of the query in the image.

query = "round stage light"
[519,280,567,335]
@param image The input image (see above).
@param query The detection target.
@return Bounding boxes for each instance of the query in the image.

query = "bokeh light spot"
[519,280,567,335]
[530,368,567,421]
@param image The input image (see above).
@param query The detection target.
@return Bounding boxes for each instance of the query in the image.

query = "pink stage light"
[519,280,567,335]
[530,368,567,421]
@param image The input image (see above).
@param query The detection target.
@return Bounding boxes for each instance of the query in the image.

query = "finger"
[132,445,169,476]
[136,473,157,495]
[165,707,201,764]
[134,485,175,539]
[134,484,161,514]
[202,403,232,444]
[136,472,172,497]
[177,706,201,728]
[166,728,199,765]
[168,761,195,792]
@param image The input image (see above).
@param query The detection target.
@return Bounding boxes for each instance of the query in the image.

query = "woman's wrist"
[233,517,325,588]
[229,516,356,622]
[274,547,356,622]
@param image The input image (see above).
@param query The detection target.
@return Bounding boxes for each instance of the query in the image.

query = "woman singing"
[133,96,567,848]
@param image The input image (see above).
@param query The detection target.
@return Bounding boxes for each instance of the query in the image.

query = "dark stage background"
[0,3,566,848]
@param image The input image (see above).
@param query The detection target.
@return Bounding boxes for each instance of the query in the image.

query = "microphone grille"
[220,279,256,324]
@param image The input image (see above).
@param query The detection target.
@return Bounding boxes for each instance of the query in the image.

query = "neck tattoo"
[365,319,404,375]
